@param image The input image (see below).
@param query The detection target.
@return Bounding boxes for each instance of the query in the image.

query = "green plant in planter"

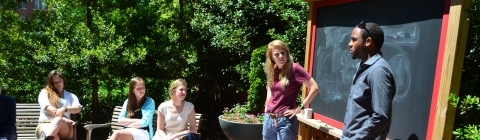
[247,46,267,113]
[221,103,264,124]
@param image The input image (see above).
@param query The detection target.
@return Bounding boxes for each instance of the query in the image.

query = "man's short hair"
[357,22,384,49]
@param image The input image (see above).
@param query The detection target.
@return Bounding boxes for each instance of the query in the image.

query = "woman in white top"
[36,70,82,140]
[153,79,199,140]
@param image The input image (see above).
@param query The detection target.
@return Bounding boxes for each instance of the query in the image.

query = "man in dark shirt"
[342,21,396,140]
[0,85,17,140]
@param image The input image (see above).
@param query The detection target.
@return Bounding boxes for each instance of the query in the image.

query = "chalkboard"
[309,0,445,139]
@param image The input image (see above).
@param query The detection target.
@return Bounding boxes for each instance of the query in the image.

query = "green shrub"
[451,0,480,139]
[246,46,267,112]
[449,94,480,139]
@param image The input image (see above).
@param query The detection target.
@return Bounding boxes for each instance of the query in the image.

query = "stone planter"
[218,115,263,140]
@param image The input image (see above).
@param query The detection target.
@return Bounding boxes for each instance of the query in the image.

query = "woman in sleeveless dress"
[111,77,155,140]
[153,79,199,140]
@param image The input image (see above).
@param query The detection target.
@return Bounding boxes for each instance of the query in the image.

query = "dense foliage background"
[0,0,478,139]
[451,0,480,139]
[0,0,307,139]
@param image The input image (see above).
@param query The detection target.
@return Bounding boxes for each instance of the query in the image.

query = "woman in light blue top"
[111,77,155,140]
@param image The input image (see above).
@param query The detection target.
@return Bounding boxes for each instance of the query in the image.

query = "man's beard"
[351,45,366,60]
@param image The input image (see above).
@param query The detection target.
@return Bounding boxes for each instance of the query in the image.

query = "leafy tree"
[453,0,480,139]
[0,1,47,102]
[190,0,308,110]
[1,0,311,139]
[0,0,23,10]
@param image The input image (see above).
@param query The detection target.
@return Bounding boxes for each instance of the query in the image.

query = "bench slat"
[16,103,77,140]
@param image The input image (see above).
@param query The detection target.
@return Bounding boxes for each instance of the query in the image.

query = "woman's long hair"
[168,79,187,100]
[43,70,66,108]
[265,40,294,89]
[126,77,146,118]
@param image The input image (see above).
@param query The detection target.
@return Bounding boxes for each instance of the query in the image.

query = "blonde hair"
[265,40,294,89]
[168,79,187,99]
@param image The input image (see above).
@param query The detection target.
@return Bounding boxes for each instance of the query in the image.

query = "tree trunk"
[91,74,99,123]
[86,0,92,29]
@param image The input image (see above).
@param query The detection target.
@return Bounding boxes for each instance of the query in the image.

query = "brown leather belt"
[267,113,285,127]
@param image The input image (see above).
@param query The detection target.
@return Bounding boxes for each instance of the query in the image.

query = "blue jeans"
[262,113,298,140]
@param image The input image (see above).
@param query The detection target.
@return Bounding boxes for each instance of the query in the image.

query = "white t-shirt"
[157,100,194,139]
[37,89,82,121]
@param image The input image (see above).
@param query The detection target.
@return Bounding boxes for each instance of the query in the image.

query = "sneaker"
[38,131,46,140]
[45,136,55,140]
[39,131,55,140]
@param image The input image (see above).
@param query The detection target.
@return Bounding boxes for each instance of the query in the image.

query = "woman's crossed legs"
[36,117,74,140]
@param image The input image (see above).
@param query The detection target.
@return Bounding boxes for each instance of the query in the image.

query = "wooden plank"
[16,125,38,127]
[301,1,315,101]
[16,113,40,115]
[17,133,36,135]
[16,109,41,111]
[16,120,39,123]
[296,114,342,138]
[17,134,36,137]
[17,138,37,140]
[17,137,37,138]
[311,129,339,140]
[15,127,37,129]
[16,104,40,106]
[16,130,37,133]
[433,0,471,140]
[16,107,40,109]
[298,121,311,140]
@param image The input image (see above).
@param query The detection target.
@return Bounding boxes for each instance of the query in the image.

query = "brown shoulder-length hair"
[265,40,294,89]
[127,77,146,118]
[43,70,67,108]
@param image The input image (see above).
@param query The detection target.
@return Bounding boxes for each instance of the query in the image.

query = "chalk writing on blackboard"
[314,22,419,103]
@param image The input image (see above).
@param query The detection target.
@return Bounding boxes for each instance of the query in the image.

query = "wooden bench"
[15,103,78,140]
[84,106,203,140]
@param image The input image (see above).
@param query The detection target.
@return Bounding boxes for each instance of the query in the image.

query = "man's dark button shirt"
[342,53,396,140]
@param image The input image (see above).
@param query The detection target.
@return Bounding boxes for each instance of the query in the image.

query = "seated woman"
[111,77,155,140]
[37,70,83,140]
[153,79,199,140]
